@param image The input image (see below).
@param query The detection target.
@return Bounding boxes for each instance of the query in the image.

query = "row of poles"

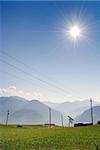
[48,107,64,128]
[6,107,71,127]
[48,98,93,127]
[49,108,74,128]
[6,98,94,126]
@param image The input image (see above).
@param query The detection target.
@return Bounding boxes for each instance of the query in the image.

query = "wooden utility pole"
[49,107,51,128]
[6,109,9,125]
[61,114,63,127]
[90,98,93,125]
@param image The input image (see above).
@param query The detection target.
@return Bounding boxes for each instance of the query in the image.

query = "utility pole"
[90,98,93,125]
[68,116,74,127]
[49,107,51,128]
[6,109,9,125]
[69,119,70,127]
[68,117,71,127]
[61,114,63,127]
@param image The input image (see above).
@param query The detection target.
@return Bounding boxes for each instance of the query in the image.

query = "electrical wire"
[0,58,81,100]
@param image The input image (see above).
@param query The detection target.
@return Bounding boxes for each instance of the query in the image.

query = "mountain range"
[75,106,100,124]
[44,100,100,118]
[0,96,100,125]
[0,96,62,125]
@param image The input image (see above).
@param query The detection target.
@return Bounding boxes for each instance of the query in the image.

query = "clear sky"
[0,1,100,102]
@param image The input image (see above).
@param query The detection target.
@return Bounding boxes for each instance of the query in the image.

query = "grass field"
[0,125,100,150]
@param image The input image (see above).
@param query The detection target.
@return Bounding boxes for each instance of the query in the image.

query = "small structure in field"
[74,123,93,127]
[44,123,56,128]
[97,121,100,124]
[17,125,23,128]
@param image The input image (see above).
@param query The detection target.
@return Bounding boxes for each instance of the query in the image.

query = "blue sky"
[0,1,100,102]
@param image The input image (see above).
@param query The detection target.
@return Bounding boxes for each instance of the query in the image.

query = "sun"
[69,25,81,39]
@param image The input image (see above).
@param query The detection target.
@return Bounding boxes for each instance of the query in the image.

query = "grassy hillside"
[0,125,100,150]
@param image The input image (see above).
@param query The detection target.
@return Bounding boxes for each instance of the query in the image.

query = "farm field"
[0,125,100,150]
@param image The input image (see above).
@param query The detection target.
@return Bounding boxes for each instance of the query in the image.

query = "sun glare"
[69,25,81,39]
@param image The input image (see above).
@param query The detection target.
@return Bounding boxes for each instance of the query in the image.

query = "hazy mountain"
[44,100,100,118]
[0,96,62,125]
[1,96,99,125]
[75,106,100,124]
[43,101,59,109]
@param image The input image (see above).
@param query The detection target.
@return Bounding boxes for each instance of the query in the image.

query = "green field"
[0,125,100,150]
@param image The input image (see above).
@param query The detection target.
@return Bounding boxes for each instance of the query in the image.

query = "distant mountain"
[43,101,59,109]
[1,96,99,125]
[44,100,100,118]
[75,106,100,124]
[0,96,62,125]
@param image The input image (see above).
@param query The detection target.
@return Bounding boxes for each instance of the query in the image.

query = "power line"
[1,51,63,85]
[1,70,64,98]
[0,51,42,76]
[0,58,56,86]
[0,58,81,100]
[1,51,82,99]
[1,51,61,90]
[0,70,69,100]
[0,51,82,100]
[0,70,38,87]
